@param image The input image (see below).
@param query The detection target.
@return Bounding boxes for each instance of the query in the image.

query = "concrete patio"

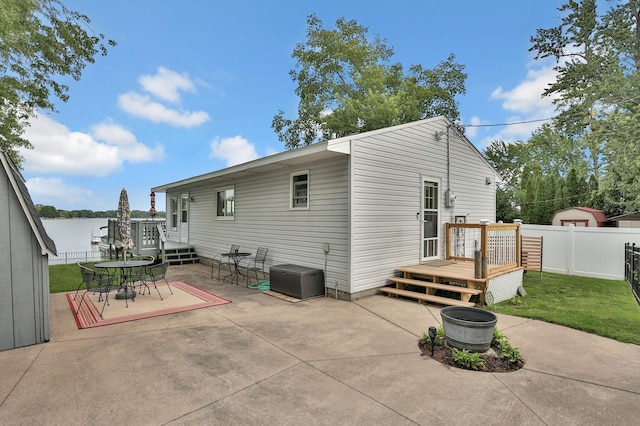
[1,263,639,425]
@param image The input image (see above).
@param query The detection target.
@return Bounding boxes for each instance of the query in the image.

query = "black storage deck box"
[269,264,325,299]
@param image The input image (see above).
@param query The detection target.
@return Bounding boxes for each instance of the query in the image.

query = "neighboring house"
[152,116,498,300]
[551,207,610,227]
[1,150,57,351]
[608,212,640,228]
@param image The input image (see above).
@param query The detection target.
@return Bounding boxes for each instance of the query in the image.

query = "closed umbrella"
[116,187,134,259]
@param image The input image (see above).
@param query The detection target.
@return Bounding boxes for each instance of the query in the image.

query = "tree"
[272,14,466,148]
[483,139,529,222]
[36,204,59,218]
[528,0,640,217]
[0,0,115,166]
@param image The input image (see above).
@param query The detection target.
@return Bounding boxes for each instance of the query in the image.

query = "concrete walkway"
[1,263,639,425]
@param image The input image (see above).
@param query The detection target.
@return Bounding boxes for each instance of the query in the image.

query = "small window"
[171,197,178,228]
[290,171,309,210]
[216,188,234,219]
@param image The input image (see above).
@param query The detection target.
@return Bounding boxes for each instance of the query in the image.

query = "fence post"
[567,225,575,275]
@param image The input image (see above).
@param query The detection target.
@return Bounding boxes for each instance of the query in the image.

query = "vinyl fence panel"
[521,224,640,280]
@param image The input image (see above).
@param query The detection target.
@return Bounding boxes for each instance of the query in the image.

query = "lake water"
[42,218,110,261]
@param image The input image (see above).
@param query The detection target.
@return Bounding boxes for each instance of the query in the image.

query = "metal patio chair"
[75,262,116,317]
[138,261,173,300]
[211,244,240,279]
[240,247,269,287]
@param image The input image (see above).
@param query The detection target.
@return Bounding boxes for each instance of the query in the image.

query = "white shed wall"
[552,209,598,226]
[349,121,497,294]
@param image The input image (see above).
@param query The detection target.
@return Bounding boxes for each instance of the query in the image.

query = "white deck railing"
[445,222,521,275]
[105,219,167,258]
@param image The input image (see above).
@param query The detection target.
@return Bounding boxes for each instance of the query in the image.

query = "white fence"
[521,224,640,280]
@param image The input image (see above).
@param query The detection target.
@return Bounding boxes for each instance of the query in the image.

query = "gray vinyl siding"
[0,171,50,351]
[170,156,350,288]
[349,121,496,293]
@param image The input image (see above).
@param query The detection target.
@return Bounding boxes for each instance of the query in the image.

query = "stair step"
[388,277,482,295]
[379,287,475,307]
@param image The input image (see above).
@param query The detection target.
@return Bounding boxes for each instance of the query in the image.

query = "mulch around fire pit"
[418,340,524,373]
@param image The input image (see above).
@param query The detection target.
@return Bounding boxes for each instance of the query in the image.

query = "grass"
[49,261,122,294]
[488,272,640,345]
[49,263,81,294]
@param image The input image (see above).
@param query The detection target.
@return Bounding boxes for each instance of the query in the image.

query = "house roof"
[0,150,57,256]
[608,212,640,222]
[152,116,499,192]
[554,206,609,225]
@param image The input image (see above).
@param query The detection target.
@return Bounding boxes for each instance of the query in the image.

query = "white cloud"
[465,116,485,138]
[22,114,121,176]
[490,65,557,115]
[90,121,164,163]
[477,61,559,149]
[26,177,98,208]
[118,91,210,128]
[209,135,259,167]
[21,114,164,176]
[138,66,195,103]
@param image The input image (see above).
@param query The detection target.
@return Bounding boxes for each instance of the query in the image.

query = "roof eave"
[152,139,350,193]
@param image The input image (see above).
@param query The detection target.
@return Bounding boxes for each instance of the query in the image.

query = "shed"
[1,150,57,351]
[551,207,610,227]
[152,116,499,300]
[608,212,640,228]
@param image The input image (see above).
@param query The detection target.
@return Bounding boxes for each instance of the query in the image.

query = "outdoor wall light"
[435,131,445,141]
[486,177,492,185]
[190,196,195,203]
[428,326,437,356]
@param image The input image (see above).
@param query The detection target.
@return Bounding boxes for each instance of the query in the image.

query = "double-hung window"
[290,171,309,210]
[170,197,178,228]
[216,188,234,219]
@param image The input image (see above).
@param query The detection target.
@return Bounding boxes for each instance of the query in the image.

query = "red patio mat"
[66,281,231,329]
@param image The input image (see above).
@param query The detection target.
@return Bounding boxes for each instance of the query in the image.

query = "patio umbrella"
[116,187,134,258]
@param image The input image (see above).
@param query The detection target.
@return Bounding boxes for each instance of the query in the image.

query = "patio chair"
[128,255,155,295]
[138,262,173,300]
[240,247,269,287]
[211,244,240,279]
[75,263,116,317]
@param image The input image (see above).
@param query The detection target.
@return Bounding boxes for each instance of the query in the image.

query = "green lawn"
[50,264,640,345]
[49,263,81,294]
[49,261,120,294]
[488,272,640,345]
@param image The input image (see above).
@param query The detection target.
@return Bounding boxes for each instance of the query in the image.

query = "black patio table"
[95,259,154,306]
[220,252,251,285]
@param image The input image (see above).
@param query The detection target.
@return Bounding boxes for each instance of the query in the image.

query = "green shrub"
[452,348,486,370]
[498,341,524,364]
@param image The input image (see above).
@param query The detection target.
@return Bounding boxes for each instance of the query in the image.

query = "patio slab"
[0,263,638,425]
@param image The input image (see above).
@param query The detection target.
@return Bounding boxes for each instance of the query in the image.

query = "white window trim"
[289,170,310,210]
[215,187,235,220]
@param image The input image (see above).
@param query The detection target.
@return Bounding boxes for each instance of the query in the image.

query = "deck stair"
[164,244,199,265]
[380,275,481,307]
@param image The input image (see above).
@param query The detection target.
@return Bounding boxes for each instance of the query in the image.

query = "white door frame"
[180,193,189,244]
[421,177,440,261]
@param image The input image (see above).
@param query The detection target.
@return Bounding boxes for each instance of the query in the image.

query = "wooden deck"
[380,260,523,307]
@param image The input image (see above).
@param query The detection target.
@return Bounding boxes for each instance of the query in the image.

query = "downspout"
[446,124,455,223]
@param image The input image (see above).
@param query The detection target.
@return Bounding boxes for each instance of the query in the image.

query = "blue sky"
[20,0,565,212]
